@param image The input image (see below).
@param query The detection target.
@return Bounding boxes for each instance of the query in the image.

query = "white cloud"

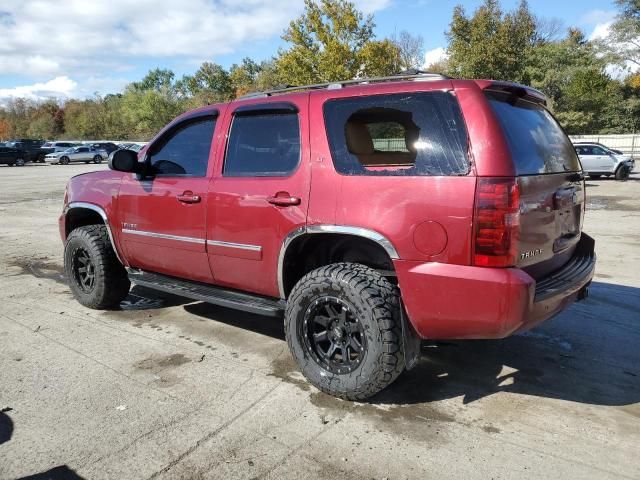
[0,0,393,80]
[353,0,392,14]
[579,9,616,26]
[589,21,613,41]
[0,76,77,102]
[423,47,448,68]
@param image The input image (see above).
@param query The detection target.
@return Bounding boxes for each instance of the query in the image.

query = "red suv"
[59,73,595,400]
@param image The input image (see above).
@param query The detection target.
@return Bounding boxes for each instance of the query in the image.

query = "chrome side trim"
[276,225,400,299]
[122,229,206,245]
[206,240,262,252]
[64,202,125,264]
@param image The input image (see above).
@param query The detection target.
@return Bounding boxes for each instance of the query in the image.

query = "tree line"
[0,0,638,141]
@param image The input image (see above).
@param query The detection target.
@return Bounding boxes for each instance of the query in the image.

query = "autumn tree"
[275,0,401,85]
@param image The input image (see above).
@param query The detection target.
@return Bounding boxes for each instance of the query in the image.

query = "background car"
[90,142,119,156]
[574,142,635,180]
[0,145,24,166]
[42,141,80,153]
[45,146,107,165]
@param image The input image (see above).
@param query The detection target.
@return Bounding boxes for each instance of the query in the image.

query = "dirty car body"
[58,73,596,400]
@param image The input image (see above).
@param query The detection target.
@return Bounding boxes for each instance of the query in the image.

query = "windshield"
[64,148,75,153]
[486,91,581,175]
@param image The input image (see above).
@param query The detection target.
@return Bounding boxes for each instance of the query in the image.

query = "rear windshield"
[323,92,470,176]
[486,91,580,175]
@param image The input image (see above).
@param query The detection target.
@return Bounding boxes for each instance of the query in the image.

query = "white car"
[44,146,107,165]
[574,143,635,180]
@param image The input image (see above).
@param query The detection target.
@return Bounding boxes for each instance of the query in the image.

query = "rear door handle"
[267,192,301,207]
[177,191,201,204]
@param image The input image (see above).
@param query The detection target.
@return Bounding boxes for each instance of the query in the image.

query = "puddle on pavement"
[134,353,192,388]
[586,196,637,211]
[135,353,191,370]
[269,353,457,442]
[7,257,66,285]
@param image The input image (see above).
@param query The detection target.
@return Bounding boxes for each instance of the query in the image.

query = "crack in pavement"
[145,382,283,479]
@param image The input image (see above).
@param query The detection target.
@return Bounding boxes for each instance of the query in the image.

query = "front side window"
[148,116,215,176]
[224,112,301,177]
[592,146,607,155]
[323,92,470,176]
[78,147,89,152]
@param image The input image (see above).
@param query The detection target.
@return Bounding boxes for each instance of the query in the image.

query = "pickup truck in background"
[5,138,51,163]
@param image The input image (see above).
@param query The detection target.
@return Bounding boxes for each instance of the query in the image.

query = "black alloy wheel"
[71,247,96,293]
[302,296,366,374]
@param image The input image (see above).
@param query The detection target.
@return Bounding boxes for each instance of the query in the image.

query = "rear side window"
[323,92,469,176]
[486,91,580,174]
[148,116,215,176]
[224,113,300,177]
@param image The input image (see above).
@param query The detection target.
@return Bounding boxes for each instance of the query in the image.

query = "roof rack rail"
[239,71,451,99]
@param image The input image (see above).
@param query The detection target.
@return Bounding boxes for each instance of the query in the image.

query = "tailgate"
[484,89,584,279]
[518,173,585,279]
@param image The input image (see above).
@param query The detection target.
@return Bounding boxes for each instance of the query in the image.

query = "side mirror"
[108,149,139,173]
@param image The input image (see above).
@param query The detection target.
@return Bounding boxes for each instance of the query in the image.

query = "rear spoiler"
[478,81,548,106]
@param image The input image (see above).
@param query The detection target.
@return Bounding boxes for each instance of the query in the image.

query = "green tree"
[177,62,234,106]
[600,0,640,69]
[275,0,401,85]
[446,0,536,82]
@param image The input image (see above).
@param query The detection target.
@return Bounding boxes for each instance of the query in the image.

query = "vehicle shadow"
[16,466,86,479]
[182,281,640,408]
[119,285,193,311]
[0,411,13,445]
[372,281,640,407]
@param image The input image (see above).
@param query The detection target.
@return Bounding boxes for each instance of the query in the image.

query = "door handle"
[177,191,201,204]
[267,192,301,207]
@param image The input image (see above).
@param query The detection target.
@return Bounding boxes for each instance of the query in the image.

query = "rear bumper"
[396,233,596,339]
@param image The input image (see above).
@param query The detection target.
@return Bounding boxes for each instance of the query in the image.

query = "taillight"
[473,177,520,267]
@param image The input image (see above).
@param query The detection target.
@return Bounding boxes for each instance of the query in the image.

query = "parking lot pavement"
[0,163,639,480]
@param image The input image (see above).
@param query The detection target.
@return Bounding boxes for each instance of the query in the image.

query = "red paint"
[60,78,594,340]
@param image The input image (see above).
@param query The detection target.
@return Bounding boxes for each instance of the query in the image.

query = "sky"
[0,0,623,102]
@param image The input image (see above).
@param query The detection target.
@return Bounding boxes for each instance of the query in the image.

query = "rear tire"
[615,165,630,181]
[64,225,130,309]
[285,263,404,400]
[15,158,25,167]
[93,155,103,164]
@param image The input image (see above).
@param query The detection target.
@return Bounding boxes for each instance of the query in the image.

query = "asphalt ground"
[1,163,639,479]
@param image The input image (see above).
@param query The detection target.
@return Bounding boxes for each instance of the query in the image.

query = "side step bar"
[127,269,285,317]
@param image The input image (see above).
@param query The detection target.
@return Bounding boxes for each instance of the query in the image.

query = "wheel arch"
[64,202,125,264]
[278,225,399,299]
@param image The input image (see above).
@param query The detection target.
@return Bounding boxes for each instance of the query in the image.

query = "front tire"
[285,263,404,400]
[615,165,630,181]
[64,225,130,309]
[60,156,70,165]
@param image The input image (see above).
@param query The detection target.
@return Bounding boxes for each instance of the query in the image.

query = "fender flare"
[277,224,400,299]
[64,202,126,265]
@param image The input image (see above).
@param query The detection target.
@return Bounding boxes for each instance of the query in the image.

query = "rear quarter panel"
[308,81,477,265]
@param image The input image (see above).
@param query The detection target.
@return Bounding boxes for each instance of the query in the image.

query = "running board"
[127,269,285,317]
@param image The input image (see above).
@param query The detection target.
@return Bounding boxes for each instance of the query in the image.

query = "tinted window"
[486,91,580,174]
[78,147,89,152]
[592,146,607,155]
[224,113,300,176]
[323,92,469,176]
[149,117,215,176]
